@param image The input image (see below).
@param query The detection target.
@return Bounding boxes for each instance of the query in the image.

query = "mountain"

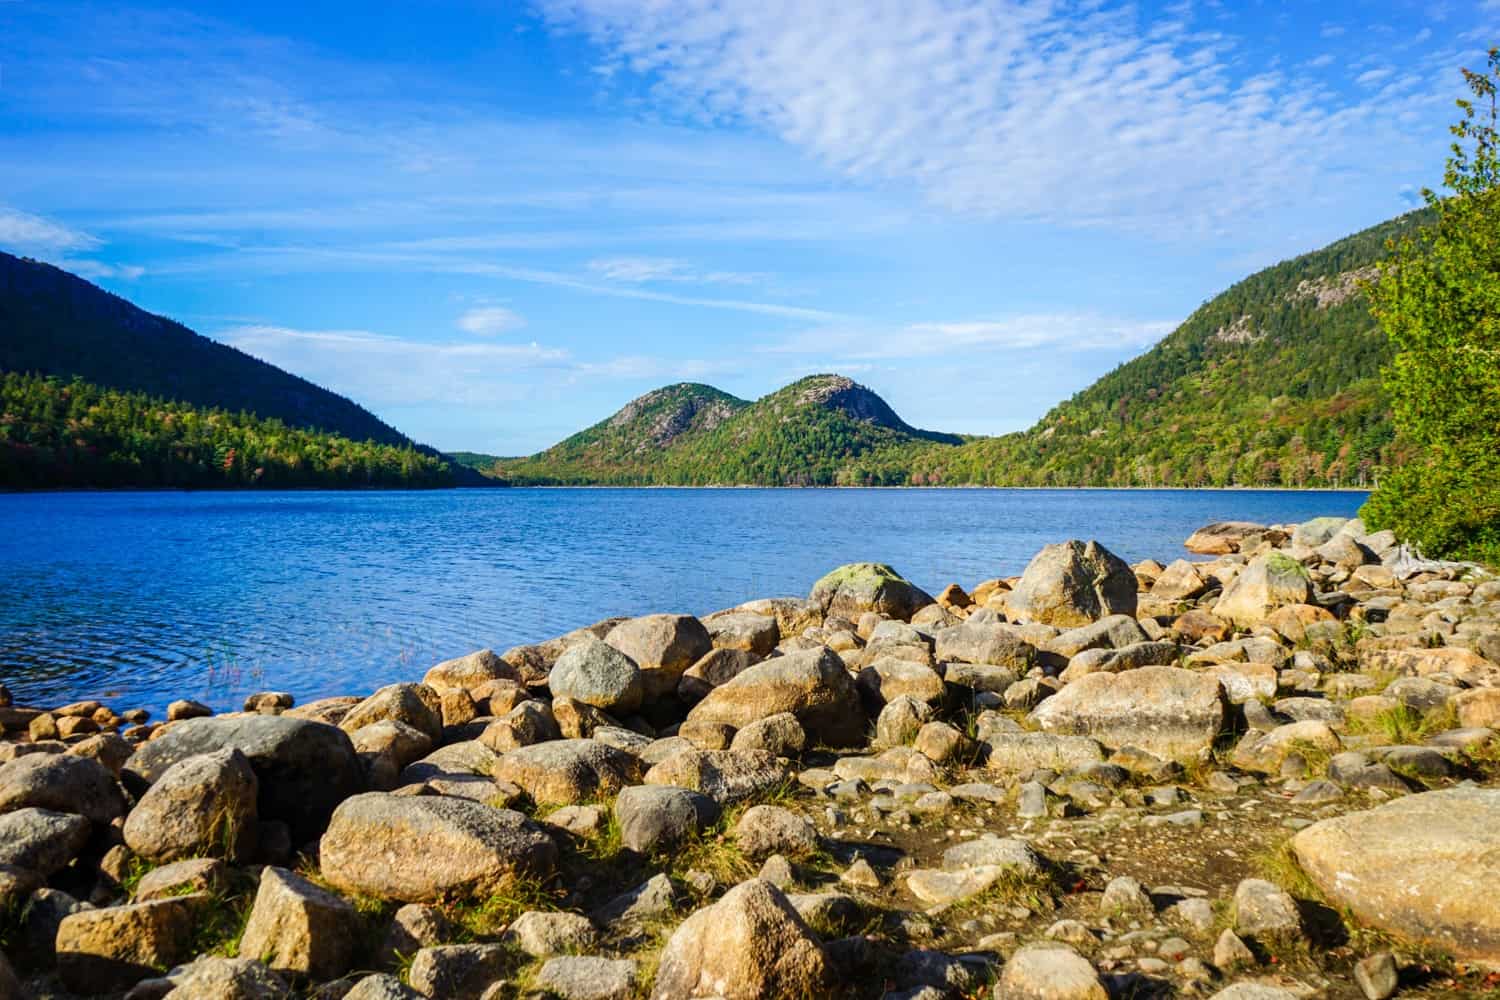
[499,374,963,485]
[904,208,1432,488]
[1,251,414,448]
[492,209,1425,488]
[0,251,491,487]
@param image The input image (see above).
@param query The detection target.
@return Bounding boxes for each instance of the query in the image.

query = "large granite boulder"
[492,739,641,805]
[56,895,208,994]
[934,621,1037,669]
[320,793,556,901]
[548,639,645,715]
[605,614,713,701]
[339,683,444,741]
[1029,666,1226,759]
[685,646,865,747]
[1184,522,1268,555]
[809,563,932,622]
[238,866,359,980]
[1006,540,1137,627]
[615,785,720,855]
[124,715,362,843]
[0,808,91,875]
[1213,553,1312,627]
[643,749,791,804]
[422,649,520,695]
[123,747,258,861]
[1291,787,1500,968]
[651,879,830,999]
[0,752,126,824]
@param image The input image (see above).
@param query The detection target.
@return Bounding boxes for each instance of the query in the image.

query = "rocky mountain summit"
[2,518,1498,999]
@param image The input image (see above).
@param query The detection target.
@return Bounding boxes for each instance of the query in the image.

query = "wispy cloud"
[0,206,100,254]
[538,0,1461,234]
[221,325,571,407]
[763,314,1176,361]
[457,306,526,336]
[588,255,757,285]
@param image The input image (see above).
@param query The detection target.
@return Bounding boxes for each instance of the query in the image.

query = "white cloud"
[0,206,101,255]
[588,255,757,285]
[763,313,1176,360]
[220,325,571,407]
[457,306,526,336]
[537,0,1455,234]
[61,259,147,280]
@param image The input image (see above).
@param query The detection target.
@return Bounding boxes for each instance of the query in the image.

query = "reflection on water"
[0,488,1365,714]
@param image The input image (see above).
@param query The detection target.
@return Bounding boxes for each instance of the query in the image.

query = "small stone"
[507,911,598,958]
[1232,878,1301,940]
[1354,951,1399,1000]
[166,699,213,721]
[1213,928,1256,971]
[407,943,510,1000]
[759,853,796,888]
[997,942,1107,1000]
[841,858,882,889]
[534,956,637,1000]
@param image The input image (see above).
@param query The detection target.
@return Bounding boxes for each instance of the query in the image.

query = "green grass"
[1346,703,1457,745]
[1253,840,1326,905]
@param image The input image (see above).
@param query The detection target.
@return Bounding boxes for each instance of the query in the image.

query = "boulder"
[702,613,781,656]
[340,683,444,741]
[238,866,358,980]
[997,942,1106,1000]
[810,562,932,622]
[686,646,865,748]
[651,879,830,1000]
[934,622,1037,669]
[677,648,759,703]
[605,614,713,701]
[407,943,510,999]
[1045,615,1149,658]
[615,785,720,855]
[1152,559,1209,601]
[0,808,91,875]
[983,732,1105,772]
[1232,878,1301,940]
[507,910,600,958]
[643,749,791,804]
[536,956,637,1000]
[342,972,422,999]
[0,752,126,824]
[1292,516,1349,548]
[160,955,289,999]
[1213,553,1312,627]
[1029,666,1226,759]
[124,715,362,843]
[1185,521,1268,555]
[734,805,817,859]
[1291,786,1500,968]
[422,649,520,694]
[320,793,556,901]
[856,658,945,709]
[549,639,645,715]
[728,713,806,756]
[136,857,230,901]
[492,739,640,805]
[124,747,258,861]
[56,895,206,994]
[1006,540,1137,627]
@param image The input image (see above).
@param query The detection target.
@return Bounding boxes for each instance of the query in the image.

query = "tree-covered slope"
[0,372,453,489]
[0,251,414,448]
[501,374,963,485]
[905,209,1435,487]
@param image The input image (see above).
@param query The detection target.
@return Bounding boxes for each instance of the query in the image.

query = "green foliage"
[0,372,453,489]
[1361,49,1500,564]
[0,251,420,448]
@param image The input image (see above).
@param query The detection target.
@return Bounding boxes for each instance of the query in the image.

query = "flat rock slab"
[320,793,556,902]
[1291,786,1500,969]
[1029,666,1225,760]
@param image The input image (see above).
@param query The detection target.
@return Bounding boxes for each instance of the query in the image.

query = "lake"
[0,488,1366,715]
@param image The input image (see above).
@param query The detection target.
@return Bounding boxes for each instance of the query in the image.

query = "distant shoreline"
[1,484,1373,495]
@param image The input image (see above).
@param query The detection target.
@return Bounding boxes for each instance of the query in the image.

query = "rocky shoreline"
[1,516,1498,1000]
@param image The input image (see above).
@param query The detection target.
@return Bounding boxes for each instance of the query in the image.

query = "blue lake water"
[0,488,1366,715]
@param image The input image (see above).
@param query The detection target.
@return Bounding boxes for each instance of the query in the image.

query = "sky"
[1,1,1495,455]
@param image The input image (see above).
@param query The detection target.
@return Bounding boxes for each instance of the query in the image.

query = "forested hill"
[904,209,1434,487]
[496,374,964,485]
[0,251,412,448]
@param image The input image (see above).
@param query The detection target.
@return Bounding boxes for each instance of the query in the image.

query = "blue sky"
[1,1,1494,454]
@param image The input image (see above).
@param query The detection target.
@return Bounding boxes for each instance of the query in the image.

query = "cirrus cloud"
[457,306,527,336]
